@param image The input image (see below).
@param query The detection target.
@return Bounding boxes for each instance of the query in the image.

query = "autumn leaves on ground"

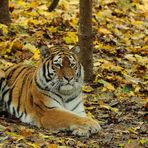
[0,0,147,147]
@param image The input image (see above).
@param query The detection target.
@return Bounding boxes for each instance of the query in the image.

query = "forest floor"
[0,0,148,147]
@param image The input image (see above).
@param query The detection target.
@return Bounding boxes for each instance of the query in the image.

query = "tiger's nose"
[64,76,73,82]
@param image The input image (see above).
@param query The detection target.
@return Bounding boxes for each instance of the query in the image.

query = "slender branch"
[48,0,60,12]
[79,0,93,82]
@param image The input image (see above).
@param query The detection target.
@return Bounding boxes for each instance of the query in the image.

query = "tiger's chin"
[59,84,74,95]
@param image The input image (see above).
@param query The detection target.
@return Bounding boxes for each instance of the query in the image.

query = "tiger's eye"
[70,63,75,67]
[50,73,54,76]
[55,63,61,67]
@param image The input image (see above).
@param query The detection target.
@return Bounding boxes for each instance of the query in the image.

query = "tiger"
[0,45,101,137]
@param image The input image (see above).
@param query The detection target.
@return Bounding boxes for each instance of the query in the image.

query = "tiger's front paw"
[70,117,101,137]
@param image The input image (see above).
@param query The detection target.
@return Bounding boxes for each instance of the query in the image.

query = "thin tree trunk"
[79,0,93,82]
[0,0,11,25]
[48,0,59,12]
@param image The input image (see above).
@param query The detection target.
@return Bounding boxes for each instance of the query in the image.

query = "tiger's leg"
[40,108,101,137]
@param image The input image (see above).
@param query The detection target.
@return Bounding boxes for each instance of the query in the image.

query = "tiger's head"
[36,46,84,96]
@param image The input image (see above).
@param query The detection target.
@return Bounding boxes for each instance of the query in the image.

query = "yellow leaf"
[0,42,8,55]
[26,142,39,148]
[12,39,23,50]
[139,139,146,145]
[69,18,78,30]
[85,106,94,110]
[0,24,8,35]
[98,27,111,34]
[101,87,107,92]
[94,61,101,67]
[17,1,26,6]
[105,82,115,91]
[60,0,69,11]
[114,28,122,36]
[132,33,145,40]
[123,37,131,46]
[23,43,40,60]
[87,111,94,118]
[39,133,50,139]
[33,31,45,38]
[19,127,34,137]
[131,20,143,26]
[30,1,39,8]
[96,9,112,19]
[124,54,136,62]
[28,18,39,25]
[48,26,57,33]
[32,51,40,60]
[132,0,140,3]
[82,85,94,93]
[142,45,148,50]
[0,124,6,131]
[98,79,115,91]
[23,43,36,52]
[137,2,148,16]
[100,60,123,72]
[94,42,104,50]
[63,32,78,44]
[6,131,23,140]
[100,104,119,113]
[48,144,57,148]
[135,54,148,65]
[128,127,138,134]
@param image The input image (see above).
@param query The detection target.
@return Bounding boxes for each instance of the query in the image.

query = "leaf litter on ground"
[0,0,148,147]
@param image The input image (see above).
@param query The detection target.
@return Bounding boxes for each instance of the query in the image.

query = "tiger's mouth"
[59,84,74,95]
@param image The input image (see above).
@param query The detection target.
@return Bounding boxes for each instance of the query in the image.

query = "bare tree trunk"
[0,0,11,25]
[79,0,93,82]
[48,0,59,12]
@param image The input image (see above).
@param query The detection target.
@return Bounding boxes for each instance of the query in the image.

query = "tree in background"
[79,0,93,82]
[0,0,11,25]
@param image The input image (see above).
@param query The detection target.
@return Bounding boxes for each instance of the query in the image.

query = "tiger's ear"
[39,46,51,58]
[71,45,80,55]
